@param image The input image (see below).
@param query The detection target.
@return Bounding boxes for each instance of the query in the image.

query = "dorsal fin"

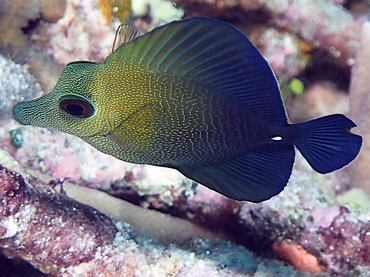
[115,17,288,126]
[112,24,143,53]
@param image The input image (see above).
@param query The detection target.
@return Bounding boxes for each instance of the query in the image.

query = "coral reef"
[0,160,314,277]
[272,240,324,273]
[131,0,185,27]
[286,82,350,123]
[1,146,370,276]
[0,0,67,92]
[1,0,370,276]
[0,0,66,57]
[345,21,370,195]
[99,0,131,24]
[155,167,370,276]
[0,55,43,120]
[62,180,219,245]
[33,0,116,65]
[0,164,117,275]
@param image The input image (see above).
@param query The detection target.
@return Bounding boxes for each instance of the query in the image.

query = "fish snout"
[13,102,30,125]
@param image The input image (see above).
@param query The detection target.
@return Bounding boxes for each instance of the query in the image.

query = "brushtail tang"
[13,17,362,202]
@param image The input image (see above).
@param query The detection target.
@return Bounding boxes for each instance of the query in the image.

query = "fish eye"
[59,98,94,118]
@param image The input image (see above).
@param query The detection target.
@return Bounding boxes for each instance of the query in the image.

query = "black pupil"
[59,98,94,118]
[66,104,84,116]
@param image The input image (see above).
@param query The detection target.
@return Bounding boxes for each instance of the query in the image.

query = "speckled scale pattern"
[13,18,281,167]
[98,51,269,165]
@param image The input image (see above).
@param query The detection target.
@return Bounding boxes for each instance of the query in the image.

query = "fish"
[13,17,362,202]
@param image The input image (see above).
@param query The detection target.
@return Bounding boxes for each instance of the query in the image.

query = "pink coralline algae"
[318,207,370,274]
[0,163,309,277]
[345,21,370,195]
[1,0,370,276]
[0,165,118,275]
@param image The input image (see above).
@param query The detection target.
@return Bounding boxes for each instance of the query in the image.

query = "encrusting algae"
[13,17,362,202]
[0,0,66,56]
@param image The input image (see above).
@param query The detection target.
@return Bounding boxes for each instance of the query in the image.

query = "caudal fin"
[292,114,362,174]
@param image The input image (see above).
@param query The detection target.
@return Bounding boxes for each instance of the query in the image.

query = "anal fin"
[177,143,295,202]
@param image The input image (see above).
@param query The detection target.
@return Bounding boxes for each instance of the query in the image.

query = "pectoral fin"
[107,102,168,153]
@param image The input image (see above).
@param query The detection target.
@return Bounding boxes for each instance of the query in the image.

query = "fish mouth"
[13,102,29,125]
[13,97,55,126]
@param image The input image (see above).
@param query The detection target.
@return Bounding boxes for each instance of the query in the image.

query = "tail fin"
[292,114,362,174]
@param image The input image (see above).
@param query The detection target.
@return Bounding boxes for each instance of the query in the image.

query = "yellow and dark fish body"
[101,52,271,163]
[13,18,362,202]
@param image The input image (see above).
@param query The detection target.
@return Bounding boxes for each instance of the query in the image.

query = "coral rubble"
[0,55,43,120]
[346,21,370,195]
[0,161,310,277]
[1,0,370,276]
[0,0,66,57]
[0,164,117,275]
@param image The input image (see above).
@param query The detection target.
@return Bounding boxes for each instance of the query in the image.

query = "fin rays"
[154,28,201,71]
[162,28,223,73]
[177,144,295,202]
[171,38,226,74]
[293,114,362,174]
